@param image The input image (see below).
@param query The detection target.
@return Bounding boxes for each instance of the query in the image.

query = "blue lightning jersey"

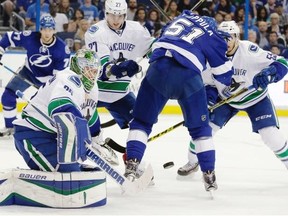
[151,10,233,86]
[0,31,71,83]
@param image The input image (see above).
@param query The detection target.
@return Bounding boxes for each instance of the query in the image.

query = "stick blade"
[122,164,154,195]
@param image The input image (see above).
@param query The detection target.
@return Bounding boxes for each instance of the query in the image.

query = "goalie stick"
[15,90,154,195]
[106,86,255,153]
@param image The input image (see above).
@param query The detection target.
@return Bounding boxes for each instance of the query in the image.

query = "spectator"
[270,44,281,55]
[234,5,245,26]
[201,0,215,17]
[257,20,269,48]
[92,0,105,20]
[67,8,84,32]
[284,26,288,47]
[25,0,50,30]
[1,0,15,26]
[274,2,288,28]
[159,0,171,13]
[263,31,285,52]
[80,0,99,24]
[69,0,80,10]
[147,8,164,37]
[126,0,138,20]
[214,0,236,19]
[214,12,224,25]
[267,12,285,36]
[50,3,69,32]
[178,0,193,12]
[249,0,263,19]
[256,6,269,22]
[58,0,74,20]
[224,13,233,21]
[133,7,153,35]
[74,19,90,51]
[15,0,35,24]
[166,0,181,21]
[264,0,276,15]
[248,29,258,44]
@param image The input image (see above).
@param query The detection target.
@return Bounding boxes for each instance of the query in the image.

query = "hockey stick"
[106,86,254,153]
[150,0,171,21]
[15,90,154,195]
[190,0,206,12]
[101,119,116,128]
[0,62,38,89]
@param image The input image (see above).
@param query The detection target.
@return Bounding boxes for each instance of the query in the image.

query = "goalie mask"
[70,49,100,92]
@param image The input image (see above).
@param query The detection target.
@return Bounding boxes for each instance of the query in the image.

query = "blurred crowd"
[0,0,287,57]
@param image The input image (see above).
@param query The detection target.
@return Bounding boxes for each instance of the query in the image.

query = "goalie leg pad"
[53,113,91,164]
[0,168,107,208]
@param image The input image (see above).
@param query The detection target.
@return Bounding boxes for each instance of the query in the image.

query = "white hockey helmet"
[218,21,240,36]
[105,0,127,15]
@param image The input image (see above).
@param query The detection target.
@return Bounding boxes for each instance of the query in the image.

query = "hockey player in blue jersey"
[0,15,71,137]
[178,21,288,177]
[123,10,235,192]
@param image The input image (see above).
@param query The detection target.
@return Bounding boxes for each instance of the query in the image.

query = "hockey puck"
[163,161,174,169]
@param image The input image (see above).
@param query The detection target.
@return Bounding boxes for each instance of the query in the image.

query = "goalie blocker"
[0,168,106,208]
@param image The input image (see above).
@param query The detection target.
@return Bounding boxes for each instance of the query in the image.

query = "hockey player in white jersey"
[85,0,154,130]
[178,21,288,176]
[13,49,118,173]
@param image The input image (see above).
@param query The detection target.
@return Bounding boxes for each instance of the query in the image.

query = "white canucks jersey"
[85,20,154,103]
[203,40,287,109]
[13,68,99,133]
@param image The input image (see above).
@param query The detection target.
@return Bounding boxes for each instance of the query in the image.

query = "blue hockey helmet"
[40,14,56,30]
[202,16,217,32]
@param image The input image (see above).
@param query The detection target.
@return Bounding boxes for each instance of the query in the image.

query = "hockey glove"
[110,60,141,78]
[252,65,277,90]
[205,85,220,106]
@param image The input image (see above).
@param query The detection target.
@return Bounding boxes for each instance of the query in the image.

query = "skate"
[0,127,14,137]
[124,158,140,182]
[203,170,218,192]
[177,162,199,176]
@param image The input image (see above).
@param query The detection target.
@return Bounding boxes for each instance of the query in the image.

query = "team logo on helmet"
[40,15,56,29]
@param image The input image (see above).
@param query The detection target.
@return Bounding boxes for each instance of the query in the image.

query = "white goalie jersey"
[203,40,286,109]
[13,68,99,132]
[85,20,154,103]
